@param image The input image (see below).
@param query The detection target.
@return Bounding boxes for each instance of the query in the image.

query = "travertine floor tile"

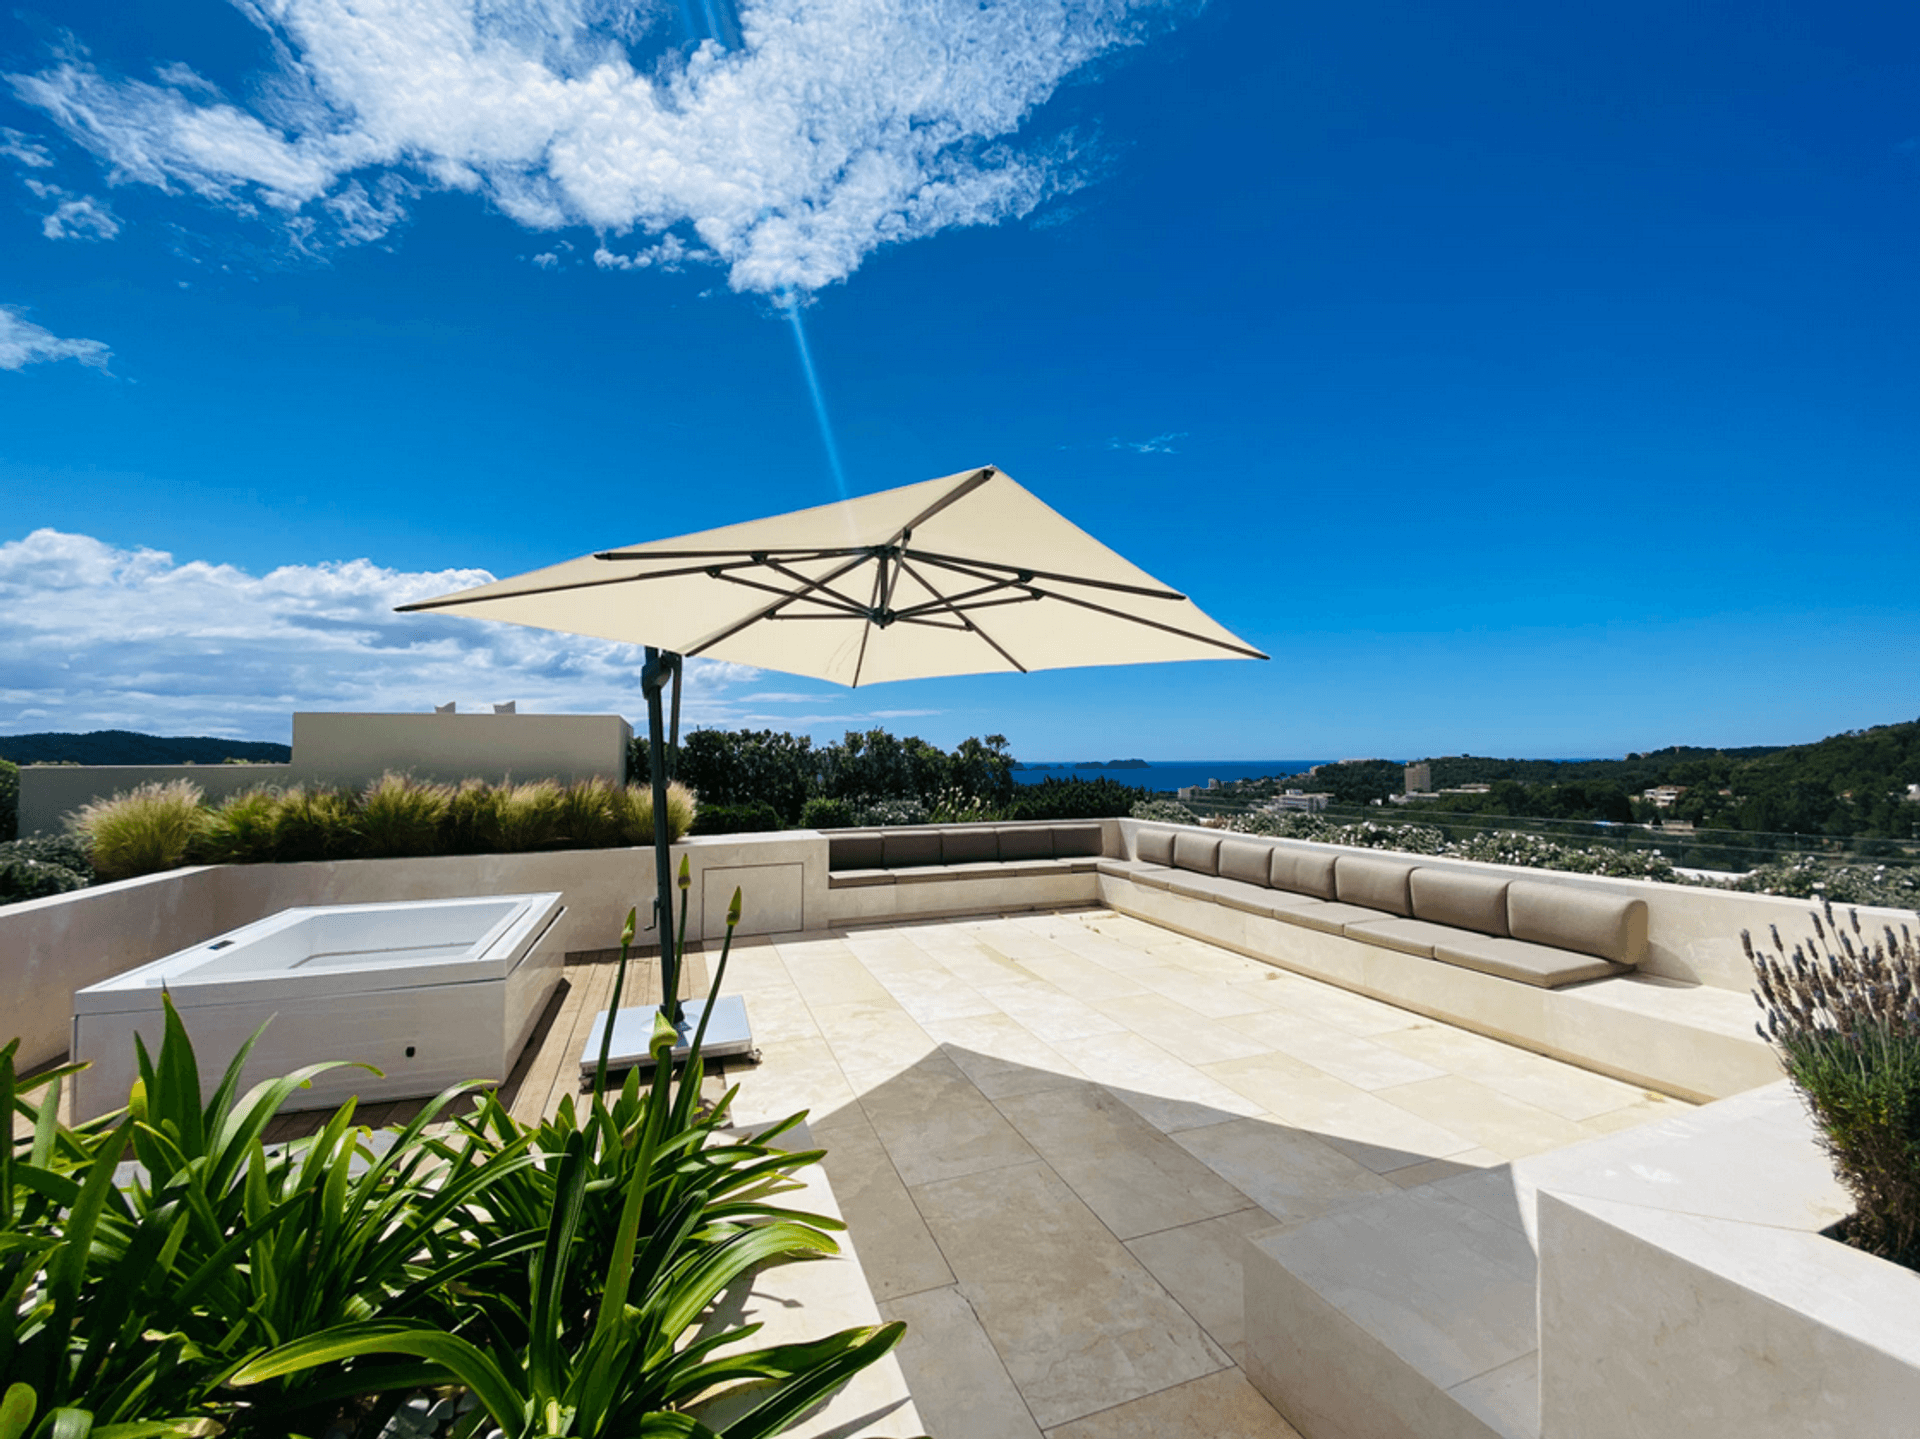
[1041,1367,1303,1439]
[881,1286,1043,1439]
[1384,1149,1506,1188]
[1198,1060,1478,1174]
[724,1037,857,1131]
[911,1160,1230,1429]
[979,981,1130,1043]
[810,998,940,1076]
[1125,1206,1285,1363]
[816,1115,955,1301]
[854,1053,1038,1187]
[1087,991,1277,1065]
[1053,1030,1266,1133]
[1218,1009,1447,1091]
[923,1015,1088,1098]
[1375,1074,1587,1160]
[1127,966,1284,1019]
[1172,1117,1399,1223]
[995,1083,1253,1239]
[1449,1348,1538,1439]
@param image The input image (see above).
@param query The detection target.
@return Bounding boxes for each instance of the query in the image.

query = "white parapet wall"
[16,710,633,835]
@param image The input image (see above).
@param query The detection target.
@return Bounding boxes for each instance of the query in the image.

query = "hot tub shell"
[72,893,565,1117]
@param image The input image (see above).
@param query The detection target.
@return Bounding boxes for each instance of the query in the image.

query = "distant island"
[0,730,292,765]
[1010,758,1149,771]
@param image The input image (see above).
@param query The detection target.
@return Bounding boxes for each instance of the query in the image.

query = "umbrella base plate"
[578,994,757,1073]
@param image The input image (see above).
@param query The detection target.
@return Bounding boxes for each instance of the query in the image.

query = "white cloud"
[0,529,761,738]
[1109,431,1184,454]
[530,249,560,267]
[38,190,121,241]
[0,307,111,371]
[8,0,1191,293]
[0,126,53,168]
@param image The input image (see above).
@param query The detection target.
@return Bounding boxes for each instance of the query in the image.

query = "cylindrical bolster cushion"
[881,829,943,869]
[998,826,1055,861]
[941,827,1000,864]
[1270,847,1337,899]
[1136,827,1175,865]
[829,832,885,871]
[1409,868,1511,937]
[1334,854,1417,916]
[1051,824,1105,858]
[1172,832,1223,875]
[1506,879,1648,965]
[1218,838,1275,887]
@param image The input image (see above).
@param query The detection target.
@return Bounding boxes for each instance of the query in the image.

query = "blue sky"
[2,0,1917,761]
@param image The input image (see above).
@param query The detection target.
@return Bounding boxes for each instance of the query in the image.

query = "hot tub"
[72,893,565,1117]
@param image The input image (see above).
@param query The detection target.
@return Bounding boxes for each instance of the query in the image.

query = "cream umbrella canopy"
[397,465,1266,1056]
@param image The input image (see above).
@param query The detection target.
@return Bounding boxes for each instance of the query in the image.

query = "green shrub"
[1748,902,1920,1268]
[615,779,697,845]
[444,777,504,852]
[1131,799,1199,824]
[67,778,206,880]
[194,785,285,863]
[491,779,566,851]
[846,796,926,827]
[266,783,362,863]
[1009,776,1147,821]
[0,756,17,840]
[555,775,624,848]
[690,799,784,836]
[799,795,854,829]
[0,834,94,904]
[358,770,451,857]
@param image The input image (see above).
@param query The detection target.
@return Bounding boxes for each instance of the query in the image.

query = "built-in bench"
[1101,825,1775,1103]
[826,822,1105,889]
[1106,829,1644,989]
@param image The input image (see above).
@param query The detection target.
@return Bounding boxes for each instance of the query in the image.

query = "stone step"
[1243,1167,1540,1439]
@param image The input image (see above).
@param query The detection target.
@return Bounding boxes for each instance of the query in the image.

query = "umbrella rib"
[849,544,889,689]
[708,568,871,618]
[757,558,878,618]
[893,553,1028,675]
[593,545,866,561]
[1016,586,1270,660]
[902,548,1187,602]
[890,574,1030,620]
[884,466,999,546]
[682,551,877,659]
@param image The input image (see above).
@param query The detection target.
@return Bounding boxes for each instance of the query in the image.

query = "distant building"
[1274,789,1331,814]
[1207,777,1221,790]
[1643,786,1687,809]
[1404,762,1432,794]
[1177,786,1199,800]
[1907,784,1920,802]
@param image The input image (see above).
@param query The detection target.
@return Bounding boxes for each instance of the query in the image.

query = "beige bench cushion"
[1173,831,1223,875]
[1506,879,1648,965]
[1136,827,1175,865]
[828,832,884,870]
[1129,865,1179,891]
[1334,854,1418,917]
[1270,847,1337,900]
[1409,868,1510,937]
[1433,932,1630,988]
[1097,857,1160,880]
[828,868,895,889]
[1275,900,1394,936]
[1343,917,1464,959]
[1218,838,1275,887]
[1052,824,1105,858]
[1169,873,1246,903]
[940,827,1000,864]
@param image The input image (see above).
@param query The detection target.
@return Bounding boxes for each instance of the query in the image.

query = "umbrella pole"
[644,646,682,1024]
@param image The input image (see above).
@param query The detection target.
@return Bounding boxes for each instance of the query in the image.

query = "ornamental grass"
[66,778,207,881]
[1747,900,1920,1268]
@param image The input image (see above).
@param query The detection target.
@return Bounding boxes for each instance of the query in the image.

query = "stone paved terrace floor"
[701,906,1687,1439]
[17,906,1691,1437]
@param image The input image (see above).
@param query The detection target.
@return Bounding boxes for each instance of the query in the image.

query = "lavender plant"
[1746,901,1920,1267]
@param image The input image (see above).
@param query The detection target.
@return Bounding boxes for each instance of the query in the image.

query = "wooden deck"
[13,946,740,1145]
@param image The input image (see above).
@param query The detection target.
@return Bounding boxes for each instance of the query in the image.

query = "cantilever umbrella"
[398,465,1266,1062]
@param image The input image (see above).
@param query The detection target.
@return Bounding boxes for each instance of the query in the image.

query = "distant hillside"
[0,730,291,765]
[1290,720,1920,839]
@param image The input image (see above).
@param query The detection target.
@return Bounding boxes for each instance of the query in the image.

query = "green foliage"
[4,900,910,1438]
[553,777,624,850]
[0,837,93,905]
[493,780,567,852]
[194,787,284,864]
[1726,857,1920,911]
[844,798,926,827]
[66,780,207,881]
[798,797,853,829]
[358,771,452,857]
[0,758,17,842]
[1748,904,1920,1267]
[0,731,290,766]
[1283,759,1404,807]
[1130,799,1198,824]
[689,800,784,836]
[1007,777,1147,821]
[615,780,698,847]
[257,784,363,863]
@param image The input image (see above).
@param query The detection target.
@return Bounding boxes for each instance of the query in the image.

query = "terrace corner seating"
[826,822,1106,889]
[1099,826,1777,1103]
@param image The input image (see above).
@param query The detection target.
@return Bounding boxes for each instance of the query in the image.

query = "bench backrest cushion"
[1334,854,1418,916]
[998,826,1055,861]
[941,827,1000,864]
[1173,832,1223,875]
[1218,838,1274,887]
[1136,827,1176,865]
[1270,847,1338,900]
[1052,824,1105,858]
[1506,879,1648,966]
[829,832,884,871]
[1410,868,1510,937]
[882,829,943,869]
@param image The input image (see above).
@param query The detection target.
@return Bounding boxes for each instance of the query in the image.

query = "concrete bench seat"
[825,822,1104,889]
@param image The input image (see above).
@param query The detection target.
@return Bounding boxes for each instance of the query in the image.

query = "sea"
[1011,760,1327,794]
